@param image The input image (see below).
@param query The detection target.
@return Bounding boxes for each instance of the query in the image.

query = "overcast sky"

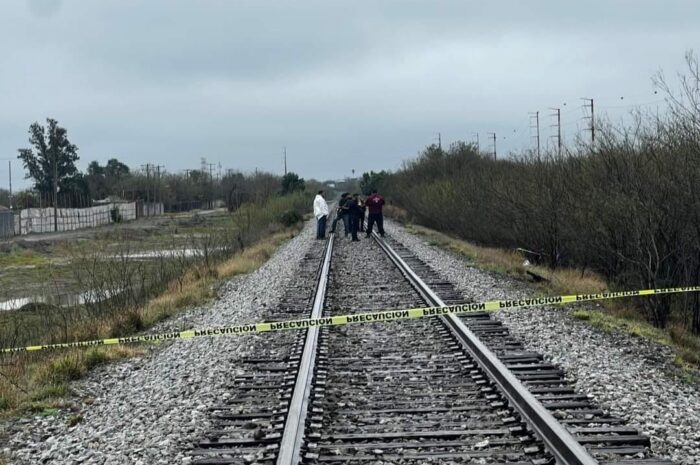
[1,0,698,189]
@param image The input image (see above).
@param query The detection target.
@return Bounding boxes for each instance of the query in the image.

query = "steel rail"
[276,234,334,465]
[373,233,599,465]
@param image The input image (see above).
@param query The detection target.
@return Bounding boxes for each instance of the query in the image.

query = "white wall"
[15,203,139,235]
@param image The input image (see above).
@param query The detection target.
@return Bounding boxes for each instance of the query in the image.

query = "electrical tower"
[434,132,442,150]
[549,108,562,157]
[529,111,540,159]
[581,98,595,144]
[487,132,497,160]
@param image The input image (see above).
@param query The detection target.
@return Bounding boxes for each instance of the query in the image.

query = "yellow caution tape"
[2,286,699,354]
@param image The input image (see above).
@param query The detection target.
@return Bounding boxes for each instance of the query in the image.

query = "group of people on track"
[312,190,385,241]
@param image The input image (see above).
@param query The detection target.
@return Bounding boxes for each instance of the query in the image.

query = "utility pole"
[283,147,287,175]
[487,132,496,160]
[207,163,215,183]
[53,149,58,231]
[436,132,442,150]
[208,163,215,208]
[529,111,541,160]
[550,107,562,157]
[8,160,12,209]
[581,98,595,144]
[472,133,480,153]
[141,164,151,216]
[155,165,165,205]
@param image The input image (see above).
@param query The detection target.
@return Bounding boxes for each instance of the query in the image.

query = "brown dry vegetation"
[0,226,300,416]
[0,193,308,416]
[384,53,700,335]
[393,211,700,372]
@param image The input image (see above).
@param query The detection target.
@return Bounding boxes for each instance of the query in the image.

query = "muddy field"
[0,209,232,310]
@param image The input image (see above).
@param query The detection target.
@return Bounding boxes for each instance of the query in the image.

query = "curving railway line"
[189,227,674,465]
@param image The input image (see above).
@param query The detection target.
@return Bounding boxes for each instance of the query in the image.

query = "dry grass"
[0,226,300,417]
[405,223,607,296]
[402,221,700,372]
[0,345,144,418]
[141,227,296,326]
[0,246,48,268]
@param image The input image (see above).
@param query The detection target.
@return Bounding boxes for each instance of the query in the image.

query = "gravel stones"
[2,222,316,465]
[388,220,700,465]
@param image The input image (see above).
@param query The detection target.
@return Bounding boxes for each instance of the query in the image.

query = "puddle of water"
[1,247,228,311]
[105,248,219,259]
[0,288,122,312]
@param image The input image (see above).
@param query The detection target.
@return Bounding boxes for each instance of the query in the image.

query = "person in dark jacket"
[329,193,348,234]
[356,195,366,232]
[365,189,385,237]
[339,193,352,237]
[346,194,362,241]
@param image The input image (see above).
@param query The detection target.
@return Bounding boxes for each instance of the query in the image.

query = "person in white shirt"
[313,190,329,240]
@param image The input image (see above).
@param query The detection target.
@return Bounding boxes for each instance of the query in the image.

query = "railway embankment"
[389,219,700,464]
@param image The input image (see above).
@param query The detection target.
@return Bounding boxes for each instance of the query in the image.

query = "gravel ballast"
[2,222,316,465]
[3,218,699,464]
[388,220,700,465]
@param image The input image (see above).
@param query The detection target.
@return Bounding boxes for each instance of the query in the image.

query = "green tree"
[281,172,305,194]
[17,118,79,200]
[86,161,106,199]
[13,190,38,209]
[0,188,10,207]
[360,170,388,195]
[86,158,131,199]
[104,158,130,179]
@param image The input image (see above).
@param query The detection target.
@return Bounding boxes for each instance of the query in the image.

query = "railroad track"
[190,228,674,465]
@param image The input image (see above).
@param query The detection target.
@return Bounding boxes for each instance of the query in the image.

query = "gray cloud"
[1,1,698,188]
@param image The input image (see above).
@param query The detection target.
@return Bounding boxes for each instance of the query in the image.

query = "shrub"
[279,210,303,227]
[381,53,700,334]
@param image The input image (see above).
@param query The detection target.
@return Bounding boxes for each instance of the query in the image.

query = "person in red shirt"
[364,189,385,237]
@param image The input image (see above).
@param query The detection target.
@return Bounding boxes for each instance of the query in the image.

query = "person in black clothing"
[339,193,352,237]
[356,194,366,232]
[329,193,348,233]
[346,194,362,241]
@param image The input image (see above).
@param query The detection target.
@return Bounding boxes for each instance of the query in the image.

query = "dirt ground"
[0,209,232,302]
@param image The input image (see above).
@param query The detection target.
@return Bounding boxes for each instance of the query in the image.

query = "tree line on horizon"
[3,119,311,211]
